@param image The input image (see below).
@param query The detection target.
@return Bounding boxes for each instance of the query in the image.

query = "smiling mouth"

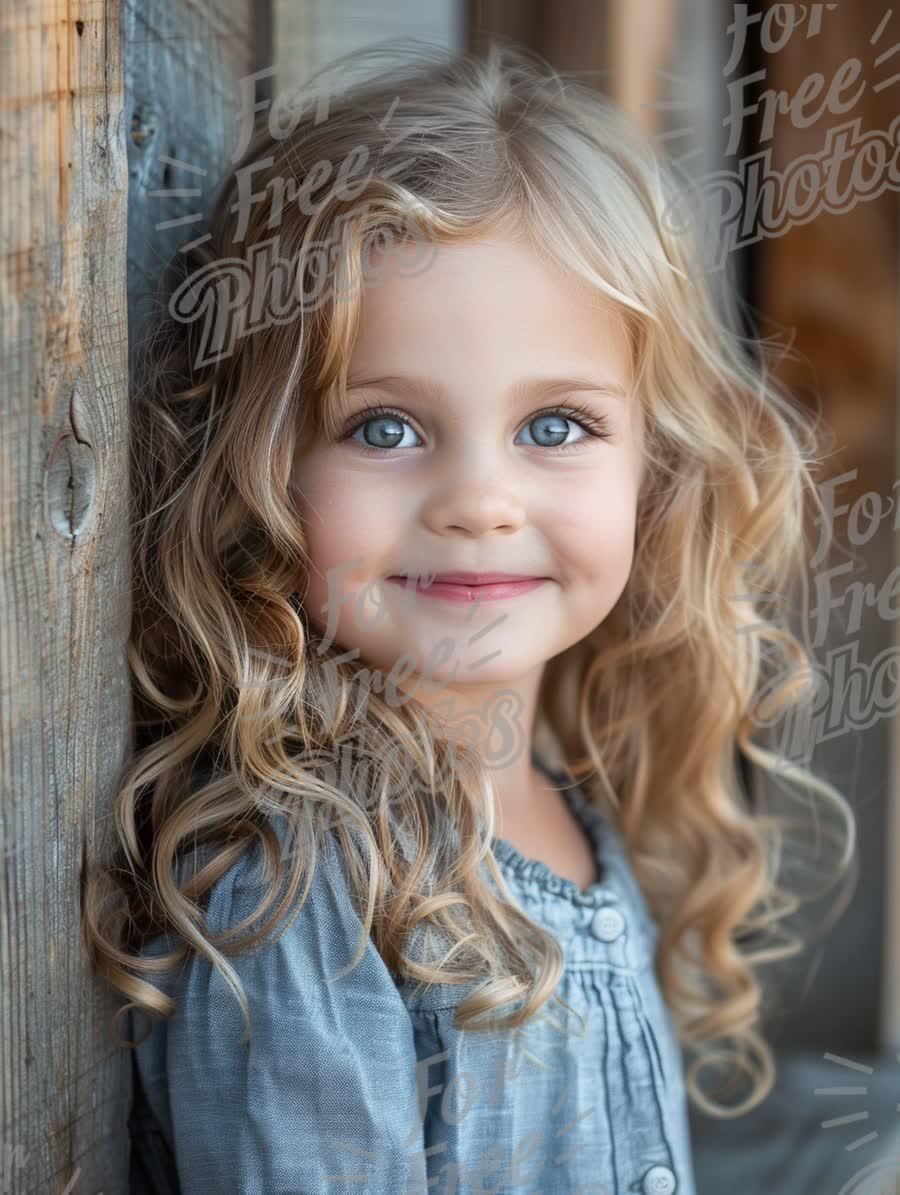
[385,574,549,603]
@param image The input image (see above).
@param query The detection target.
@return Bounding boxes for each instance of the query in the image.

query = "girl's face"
[291,234,645,703]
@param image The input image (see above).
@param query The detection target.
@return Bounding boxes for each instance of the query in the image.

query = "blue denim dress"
[128,761,698,1195]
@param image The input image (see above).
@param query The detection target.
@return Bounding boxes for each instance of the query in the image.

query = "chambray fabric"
[128,763,697,1195]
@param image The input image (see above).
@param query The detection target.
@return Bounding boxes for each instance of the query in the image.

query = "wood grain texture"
[123,0,260,1189]
[1,1,131,1192]
[1,0,261,1191]
[124,0,259,372]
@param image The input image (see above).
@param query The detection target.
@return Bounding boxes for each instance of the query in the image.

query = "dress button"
[641,1165,677,1194]
[590,905,626,941]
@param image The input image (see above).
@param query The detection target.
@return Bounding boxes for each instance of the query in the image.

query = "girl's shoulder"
[169,766,362,931]
[137,810,374,997]
[128,814,428,1194]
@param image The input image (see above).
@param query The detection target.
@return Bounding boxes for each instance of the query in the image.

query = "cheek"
[297,459,397,548]
[295,458,354,561]
[293,462,398,642]
[300,492,396,581]
[553,479,639,586]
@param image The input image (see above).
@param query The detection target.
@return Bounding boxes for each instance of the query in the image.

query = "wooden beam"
[0,1,130,1190]
[1,0,263,1189]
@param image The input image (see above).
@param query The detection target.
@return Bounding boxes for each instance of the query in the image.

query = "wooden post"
[1,0,263,1190]
[1,1,130,1191]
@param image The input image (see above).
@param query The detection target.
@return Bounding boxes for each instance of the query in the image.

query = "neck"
[395,661,551,819]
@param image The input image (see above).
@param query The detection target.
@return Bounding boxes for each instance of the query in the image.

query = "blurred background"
[1,0,896,1192]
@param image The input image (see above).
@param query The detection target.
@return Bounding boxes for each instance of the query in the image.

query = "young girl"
[83,41,855,1195]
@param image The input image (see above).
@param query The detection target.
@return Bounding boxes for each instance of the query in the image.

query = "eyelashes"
[338,401,614,457]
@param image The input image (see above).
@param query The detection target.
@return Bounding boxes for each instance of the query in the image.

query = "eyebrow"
[344,373,629,404]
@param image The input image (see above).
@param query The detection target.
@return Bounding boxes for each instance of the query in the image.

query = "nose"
[422,479,526,538]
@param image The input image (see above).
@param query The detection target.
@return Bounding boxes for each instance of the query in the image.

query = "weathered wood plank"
[121,0,261,1187]
[1,1,131,1192]
[124,0,260,370]
[2,0,263,1190]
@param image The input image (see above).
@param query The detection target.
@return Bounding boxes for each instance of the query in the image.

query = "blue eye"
[346,409,423,450]
[517,413,582,448]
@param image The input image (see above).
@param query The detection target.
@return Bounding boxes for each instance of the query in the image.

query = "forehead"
[349,236,632,384]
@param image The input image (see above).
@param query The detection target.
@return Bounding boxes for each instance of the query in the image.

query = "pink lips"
[385,572,549,603]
